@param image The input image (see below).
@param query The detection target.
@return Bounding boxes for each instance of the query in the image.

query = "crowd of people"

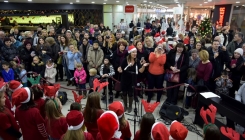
[0,18,245,140]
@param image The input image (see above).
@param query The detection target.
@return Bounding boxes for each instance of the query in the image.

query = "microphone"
[136,65,138,75]
[124,63,132,71]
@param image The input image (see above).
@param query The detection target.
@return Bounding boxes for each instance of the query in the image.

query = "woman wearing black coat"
[36,37,52,64]
[129,26,139,43]
[165,43,189,105]
[19,41,36,72]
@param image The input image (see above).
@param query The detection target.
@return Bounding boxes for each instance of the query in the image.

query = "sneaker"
[101,95,106,100]
[109,96,113,103]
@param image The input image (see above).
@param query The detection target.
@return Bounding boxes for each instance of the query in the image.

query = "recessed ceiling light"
[4,0,8,2]
[200,4,202,6]
[175,2,179,3]
[91,1,95,3]
[143,1,147,2]
[149,2,152,3]
[116,1,119,2]
[70,2,73,4]
[103,3,106,4]
[76,0,80,2]
[28,0,32,1]
[208,0,212,1]
[236,1,240,3]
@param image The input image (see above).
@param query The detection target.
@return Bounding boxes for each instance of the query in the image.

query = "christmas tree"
[198,18,212,37]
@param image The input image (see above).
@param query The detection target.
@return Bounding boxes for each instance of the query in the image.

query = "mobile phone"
[141,57,144,61]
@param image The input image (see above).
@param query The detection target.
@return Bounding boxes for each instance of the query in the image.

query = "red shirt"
[15,107,48,140]
[84,109,104,139]
[34,98,45,119]
[196,61,213,81]
[120,121,132,140]
[61,132,94,140]
[45,117,67,139]
[133,130,140,140]
[96,132,123,140]
[0,108,20,140]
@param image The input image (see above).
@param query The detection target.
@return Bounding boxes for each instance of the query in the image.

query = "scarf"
[117,49,127,64]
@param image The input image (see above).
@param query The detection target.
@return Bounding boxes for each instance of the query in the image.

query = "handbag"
[165,55,184,83]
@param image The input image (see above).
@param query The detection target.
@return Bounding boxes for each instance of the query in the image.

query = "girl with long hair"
[185,68,197,109]
[45,97,67,140]
[102,34,117,58]
[57,35,69,81]
[83,92,104,139]
[36,37,52,64]
[0,90,22,140]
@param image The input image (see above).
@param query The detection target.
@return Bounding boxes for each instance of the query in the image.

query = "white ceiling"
[3,0,245,8]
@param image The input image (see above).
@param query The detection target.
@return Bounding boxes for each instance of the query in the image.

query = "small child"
[74,63,87,97]
[1,61,14,82]
[10,61,20,81]
[18,64,27,87]
[215,70,233,95]
[185,68,197,109]
[31,56,45,77]
[44,59,57,84]
[100,57,115,103]
[70,102,82,111]
[89,68,100,93]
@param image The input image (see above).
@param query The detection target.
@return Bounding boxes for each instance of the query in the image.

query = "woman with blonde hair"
[83,92,104,139]
[144,36,156,53]
[45,98,67,140]
[102,34,117,59]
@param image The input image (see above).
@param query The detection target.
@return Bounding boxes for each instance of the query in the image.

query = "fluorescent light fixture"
[4,0,8,2]
[116,1,119,2]
[103,3,106,4]
[143,1,147,2]
[28,0,32,1]
[91,1,95,3]
[236,1,240,3]
[70,2,73,4]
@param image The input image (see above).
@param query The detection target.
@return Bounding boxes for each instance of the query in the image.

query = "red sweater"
[84,109,104,139]
[133,130,140,140]
[34,98,45,119]
[61,131,94,140]
[96,132,123,140]
[4,93,13,114]
[148,53,166,75]
[0,108,20,140]
[120,121,132,140]
[15,107,48,140]
[196,61,213,82]
[45,117,67,139]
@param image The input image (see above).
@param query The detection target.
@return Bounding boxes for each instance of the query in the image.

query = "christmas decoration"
[198,18,212,37]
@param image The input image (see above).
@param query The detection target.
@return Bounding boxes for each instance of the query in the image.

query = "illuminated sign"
[125,5,134,13]
[219,7,225,26]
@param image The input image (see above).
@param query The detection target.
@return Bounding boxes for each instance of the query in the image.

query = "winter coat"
[99,64,115,77]
[44,63,57,84]
[19,47,36,71]
[236,83,245,103]
[79,43,92,62]
[67,51,82,70]
[74,68,87,84]
[50,43,61,63]
[227,40,244,57]
[36,44,52,64]
[87,47,104,71]
[31,61,45,77]
[215,77,233,95]
[1,45,18,62]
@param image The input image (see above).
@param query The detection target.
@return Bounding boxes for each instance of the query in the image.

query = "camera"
[106,36,110,39]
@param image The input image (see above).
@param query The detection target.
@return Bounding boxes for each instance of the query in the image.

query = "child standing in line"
[215,70,233,95]
[89,68,100,93]
[185,68,197,109]
[100,57,115,103]
[74,63,87,98]
[1,61,14,82]
[44,59,57,84]
[19,64,28,87]
[31,56,45,77]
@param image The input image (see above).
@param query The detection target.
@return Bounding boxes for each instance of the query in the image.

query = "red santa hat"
[9,80,23,91]
[66,110,84,131]
[161,31,166,36]
[109,101,124,118]
[170,120,188,140]
[97,111,122,140]
[154,32,160,38]
[43,84,60,99]
[128,45,137,53]
[0,80,6,91]
[151,122,169,140]
[12,87,31,106]
[145,29,151,33]
[141,99,160,113]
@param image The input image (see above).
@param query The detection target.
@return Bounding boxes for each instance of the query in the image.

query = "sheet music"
[200,92,220,99]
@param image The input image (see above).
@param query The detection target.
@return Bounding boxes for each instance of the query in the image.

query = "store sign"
[219,7,225,26]
[125,5,134,13]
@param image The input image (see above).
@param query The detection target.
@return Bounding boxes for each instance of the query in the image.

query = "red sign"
[219,7,225,26]
[125,5,134,13]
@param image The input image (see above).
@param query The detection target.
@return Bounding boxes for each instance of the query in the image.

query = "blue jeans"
[147,73,164,102]
[78,84,86,90]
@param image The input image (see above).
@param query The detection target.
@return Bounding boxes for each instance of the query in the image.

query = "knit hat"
[141,99,160,113]
[151,122,169,140]
[109,101,124,118]
[128,45,137,53]
[97,111,122,140]
[43,84,60,99]
[12,87,31,106]
[66,110,84,131]
[0,80,6,91]
[170,120,188,140]
[234,48,243,56]
[9,80,23,91]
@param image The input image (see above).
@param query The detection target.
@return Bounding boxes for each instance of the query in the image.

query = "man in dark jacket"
[166,25,173,36]
[208,40,230,92]
[226,32,244,57]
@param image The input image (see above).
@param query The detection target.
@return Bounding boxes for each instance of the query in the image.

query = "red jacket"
[61,132,94,140]
[96,132,123,140]
[34,98,45,119]
[4,93,13,114]
[45,117,67,139]
[15,107,48,140]
[0,108,20,140]
[120,121,132,140]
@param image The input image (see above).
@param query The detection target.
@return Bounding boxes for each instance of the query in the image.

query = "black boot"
[109,95,113,103]
[123,96,128,112]
[128,97,133,113]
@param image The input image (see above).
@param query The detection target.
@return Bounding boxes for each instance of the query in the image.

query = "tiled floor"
[58,81,205,140]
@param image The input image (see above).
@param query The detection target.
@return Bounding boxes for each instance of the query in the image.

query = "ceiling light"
[149,2,152,3]
[28,0,32,1]
[157,4,159,5]
[91,1,95,3]
[200,4,202,6]
[116,1,119,2]
[236,6,239,7]
[175,2,179,3]
[143,1,147,2]
[4,0,8,2]
[70,2,73,4]
[204,1,207,3]
[208,0,212,1]
[236,1,240,3]
[76,0,80,2]
[103,3,106,4]
[243,5,245,6]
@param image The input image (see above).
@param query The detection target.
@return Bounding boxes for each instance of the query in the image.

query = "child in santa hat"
[169,121,188,140]
[0,79,12,113]
[109,101,131,140]
[151,122,169,140]
[45,93,67,140]
[0,90,22,140]
[12,87,48,140]
[96,111,122,140]
[9,80,23,92]
[62,110,94,140]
